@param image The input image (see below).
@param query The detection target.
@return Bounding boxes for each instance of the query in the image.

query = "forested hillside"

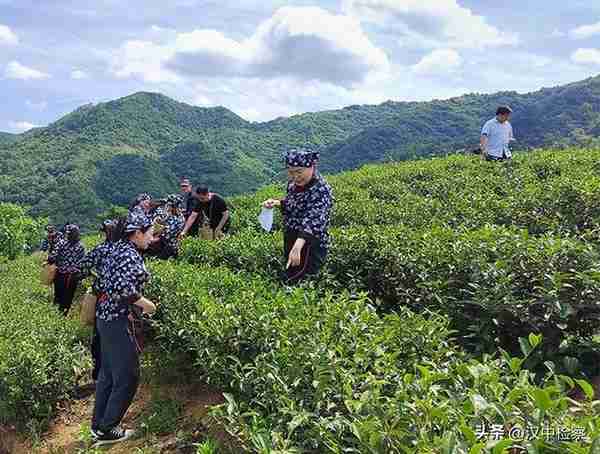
[1,74,600,228]
[0,132,16,146]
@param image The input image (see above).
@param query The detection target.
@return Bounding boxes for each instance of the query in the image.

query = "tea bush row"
[146,261,600,453]
[0,256,89,434]
[230,148,600,236]
[180,224,600,368]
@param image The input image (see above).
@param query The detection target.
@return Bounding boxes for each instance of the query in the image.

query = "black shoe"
[91,427,135,447]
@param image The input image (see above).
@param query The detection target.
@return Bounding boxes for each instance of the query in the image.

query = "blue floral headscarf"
[284,148,320,168]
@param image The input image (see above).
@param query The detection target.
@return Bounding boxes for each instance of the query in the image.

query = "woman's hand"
[133,297,156,315]
[286,238,306,269]
[263,199,281,209]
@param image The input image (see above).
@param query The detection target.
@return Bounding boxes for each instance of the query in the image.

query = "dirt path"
[7,379,228,454]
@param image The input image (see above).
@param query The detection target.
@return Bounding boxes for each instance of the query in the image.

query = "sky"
[1,0,600,132]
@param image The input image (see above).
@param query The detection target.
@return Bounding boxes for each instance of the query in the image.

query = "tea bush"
[179,223,600,366]
[146,261,600,452]
[180,229,282,277]
[326,225,600,359]
[167,148,600,450]
[0,256,90,434]
[228,148,600,235]
[0,203,46,259]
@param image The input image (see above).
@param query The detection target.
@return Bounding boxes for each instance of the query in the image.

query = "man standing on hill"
[262,148,333,284]
[480,106,515,161]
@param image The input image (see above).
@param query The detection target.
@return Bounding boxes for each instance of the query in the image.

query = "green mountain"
[0,132,16,146]
[1,75,600,228]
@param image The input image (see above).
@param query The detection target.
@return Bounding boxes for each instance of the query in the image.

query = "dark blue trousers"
[283,231,327,284]
[92,317,140,432]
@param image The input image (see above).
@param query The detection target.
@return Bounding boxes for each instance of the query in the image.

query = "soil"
[4,380,229,454]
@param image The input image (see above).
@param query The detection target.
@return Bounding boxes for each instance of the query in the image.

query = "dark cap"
[496,105,513,115]
[195,185,209,195]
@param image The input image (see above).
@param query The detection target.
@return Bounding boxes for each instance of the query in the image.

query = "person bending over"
[180,185,230,240]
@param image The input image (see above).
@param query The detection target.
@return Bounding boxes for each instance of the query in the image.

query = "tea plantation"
[2,148,600,452]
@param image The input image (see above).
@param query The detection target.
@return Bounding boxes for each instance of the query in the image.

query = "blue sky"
[1,0,600,132]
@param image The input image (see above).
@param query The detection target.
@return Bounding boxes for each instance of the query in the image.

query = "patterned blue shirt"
[131,204,165,224]
[281,172,333,251]
[96,240,150,322]
[80,241,116,293]
[129,205,147,218]
[48,239,85,274]
[40,232,64,254]
[160,213,184,251]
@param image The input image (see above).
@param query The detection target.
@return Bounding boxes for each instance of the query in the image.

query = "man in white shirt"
[480,106,515,161]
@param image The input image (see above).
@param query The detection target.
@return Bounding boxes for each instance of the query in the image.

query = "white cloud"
[183,74,394,122]
[109,40,181,83]
[25,100,48,111]
[343,0,519,50]
[111,6,389,88]
[530,56,552,68]
[238,107,262,122]
[170,29,247,77]
[8,121,38,132]
[551,29,566,38]
[570,21,600,40]
[5,61,50,80]
[150,24,175,34]
[71,69,89,79]
[412,49,462,75]
[572,48,600,65]
[0,24,18,45]
[192,93,212,106]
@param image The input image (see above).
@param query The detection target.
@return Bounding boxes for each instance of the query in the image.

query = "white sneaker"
[91,427,135,447]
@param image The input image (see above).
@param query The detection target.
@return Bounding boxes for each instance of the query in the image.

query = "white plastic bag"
[258,207,274,232]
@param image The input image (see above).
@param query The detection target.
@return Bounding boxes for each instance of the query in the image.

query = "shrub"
[179,223,600,369]
[0,203,46,259]
[146,261,600,452]
[0,256,90,434]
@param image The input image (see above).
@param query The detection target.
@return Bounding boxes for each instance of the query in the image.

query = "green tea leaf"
[532,389,552,411]
[492,439,514,454]
[528,333,542,348]
[519,337,532,358]
[575,379,595,401]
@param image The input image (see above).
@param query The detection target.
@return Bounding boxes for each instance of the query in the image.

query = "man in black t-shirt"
[180,185,230,239]
[180,178,200,236]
